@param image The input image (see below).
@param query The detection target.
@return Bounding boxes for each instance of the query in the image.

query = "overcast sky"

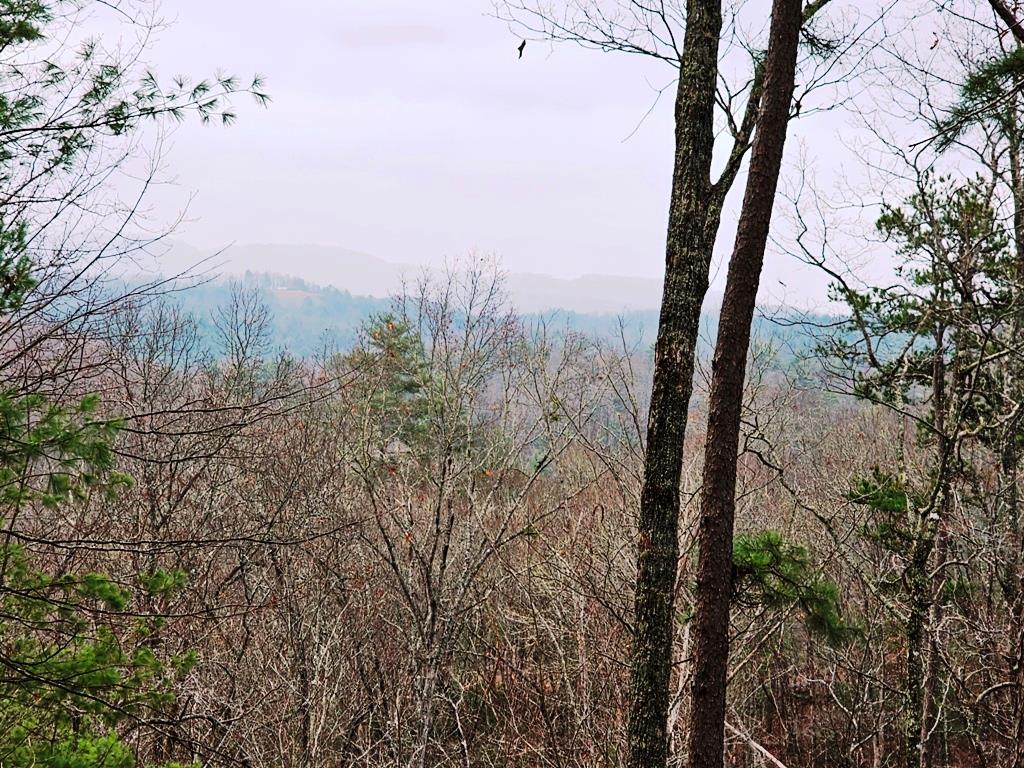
[123,0,926,304]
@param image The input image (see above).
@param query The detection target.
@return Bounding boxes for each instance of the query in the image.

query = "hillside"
[162,242,665,313]
[166,270,819,360]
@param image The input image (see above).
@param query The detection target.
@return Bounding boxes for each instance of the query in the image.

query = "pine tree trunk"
[684,0,803,765]
[919,526,947,768]
[907,331,948,768]
[906,526,938,768]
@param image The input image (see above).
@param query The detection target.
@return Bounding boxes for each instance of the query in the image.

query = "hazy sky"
[125,0,910,303]
[140,2,684,279]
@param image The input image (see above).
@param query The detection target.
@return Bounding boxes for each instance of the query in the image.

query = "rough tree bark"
[626,1,725,765]
[625,0,834,764]
[684,0,804,765]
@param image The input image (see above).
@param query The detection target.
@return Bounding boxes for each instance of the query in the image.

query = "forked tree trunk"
[625,1,725,766]
[685,0,803,765]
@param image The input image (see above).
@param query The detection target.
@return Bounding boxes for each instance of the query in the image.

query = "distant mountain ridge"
[153,270,817,361]
[160,242,665,314]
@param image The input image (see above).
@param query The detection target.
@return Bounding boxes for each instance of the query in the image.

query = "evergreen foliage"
[0,0,263,762]
[940,46,1024,147]
[733,530,857,645]
[821,173,1012,431]
[350,312,431,450]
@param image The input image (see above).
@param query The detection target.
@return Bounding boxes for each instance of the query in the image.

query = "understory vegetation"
[5,0,1024,767]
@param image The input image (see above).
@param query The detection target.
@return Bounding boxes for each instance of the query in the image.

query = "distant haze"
[162,242,666,314]
[128,0,859,309]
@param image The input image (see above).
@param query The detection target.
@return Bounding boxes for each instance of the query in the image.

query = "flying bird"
[517,40,526,59]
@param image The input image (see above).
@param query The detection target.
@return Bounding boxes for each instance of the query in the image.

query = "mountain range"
[137,243,823,360]
[159,242,666,314]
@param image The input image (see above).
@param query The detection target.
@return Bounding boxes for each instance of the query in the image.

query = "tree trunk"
[987,0,1024,43]
[1008,115,1024,768]
[906,326,950,768]
[905,521,939,768]
[684,0,803,765]
[626,1,724,765]
[413,647,441,768]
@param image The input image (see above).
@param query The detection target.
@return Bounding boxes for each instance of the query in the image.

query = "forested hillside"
[169,272,388,353]
[162,271,816,359]
[4,2,1024,768]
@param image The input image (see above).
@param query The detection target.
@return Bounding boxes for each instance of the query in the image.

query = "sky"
[109,0,937,305]
[138,1,679,280]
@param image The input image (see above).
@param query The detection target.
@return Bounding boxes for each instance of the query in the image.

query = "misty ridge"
[3,2,1024,768]
[148,243,818,359]
[161,242,668,314]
